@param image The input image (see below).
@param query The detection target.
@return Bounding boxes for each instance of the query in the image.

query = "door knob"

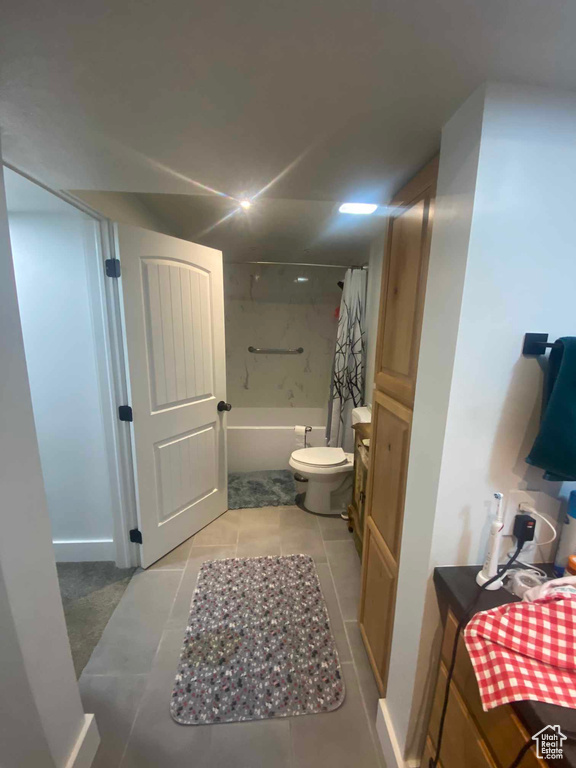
[217,401,232,412]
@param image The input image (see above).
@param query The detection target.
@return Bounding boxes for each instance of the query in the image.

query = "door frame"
[3,163,139,568]
[91,217,140,568]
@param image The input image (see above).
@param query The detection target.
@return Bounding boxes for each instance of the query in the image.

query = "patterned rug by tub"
[227,469,296,510]
[170,554,345,725]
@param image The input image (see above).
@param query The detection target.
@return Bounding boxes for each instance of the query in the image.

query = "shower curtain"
[326,268,367,452]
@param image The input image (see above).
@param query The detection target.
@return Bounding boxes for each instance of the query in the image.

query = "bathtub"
[226,407,327,472]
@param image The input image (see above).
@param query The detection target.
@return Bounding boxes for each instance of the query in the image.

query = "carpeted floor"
[228,469,296,509]
[170,554,344,724]
[57,561,136,677]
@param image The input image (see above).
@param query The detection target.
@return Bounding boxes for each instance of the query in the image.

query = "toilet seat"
[291,446,348,468]
[289,449,354,481]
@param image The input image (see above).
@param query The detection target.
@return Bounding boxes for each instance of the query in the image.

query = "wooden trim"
[359,619,387,696]
[372,388,413,425]
[359,619,384,691]
[372,217,391,397]
[390,155,439,210]
[362,405,378,545]
[359,516,370,621]
[359,155,438,705]
[374,370,412,406]
[366,514,397,571]
[358,516,399,696]
[362,388,413,558]
[405,187,435,404]
[376,187,434,408]
[373,156,438,407]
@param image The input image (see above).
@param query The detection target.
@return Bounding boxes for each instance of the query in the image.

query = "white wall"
[364,231,386,405]
[0,154,98,766]
[381,86,486,763]
[5,170,116,561]
[431,84,576,565]
[379,83,576,764]
[0,564,55,767]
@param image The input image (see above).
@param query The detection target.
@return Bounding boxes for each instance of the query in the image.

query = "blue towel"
[526,337,576,481]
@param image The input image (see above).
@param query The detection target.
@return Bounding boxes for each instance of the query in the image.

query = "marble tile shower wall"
[224,264,345,408]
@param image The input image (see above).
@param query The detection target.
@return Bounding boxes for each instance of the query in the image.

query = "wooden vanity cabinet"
[422,610,546,768]
[347,421,371,555]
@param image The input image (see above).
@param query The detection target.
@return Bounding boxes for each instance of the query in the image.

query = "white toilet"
[289,407,371,516]
[289,446,354,516]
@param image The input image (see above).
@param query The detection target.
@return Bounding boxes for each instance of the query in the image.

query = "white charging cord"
[512,561,548,578]
[506,568,546,598]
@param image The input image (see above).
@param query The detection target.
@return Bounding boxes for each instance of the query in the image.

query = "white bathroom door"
[115,223,228,568]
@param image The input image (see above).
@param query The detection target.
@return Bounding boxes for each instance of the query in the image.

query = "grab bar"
[248,346,304,355]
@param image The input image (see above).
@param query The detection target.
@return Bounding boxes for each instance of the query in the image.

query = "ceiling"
[73,191,387,264]
[2,0,576,202]
[2,0,576,259]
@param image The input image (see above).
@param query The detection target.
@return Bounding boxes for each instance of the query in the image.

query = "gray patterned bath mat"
[227,469,296,510]
[170,554,345,725]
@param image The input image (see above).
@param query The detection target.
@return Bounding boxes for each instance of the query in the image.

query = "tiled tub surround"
[224,264,344,409]
[79,506,384,768]
[227,407,326,472]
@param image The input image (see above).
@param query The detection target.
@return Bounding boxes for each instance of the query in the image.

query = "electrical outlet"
[502,490,561,537]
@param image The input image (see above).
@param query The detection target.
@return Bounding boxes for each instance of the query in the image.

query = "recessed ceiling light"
[239,200,252,210]
[339,202,378,215]
[295,276,309,283]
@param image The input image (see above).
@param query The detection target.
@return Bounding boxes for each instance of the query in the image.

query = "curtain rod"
[227,261,368,269]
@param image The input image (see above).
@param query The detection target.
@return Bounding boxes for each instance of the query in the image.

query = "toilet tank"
[351,406,371,426]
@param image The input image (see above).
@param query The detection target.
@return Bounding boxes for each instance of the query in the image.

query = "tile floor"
[80,506,385,768]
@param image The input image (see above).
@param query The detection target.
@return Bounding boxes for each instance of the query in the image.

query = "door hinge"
[129,528,143,544]
[118,405,133,422]
[105,258,121,278]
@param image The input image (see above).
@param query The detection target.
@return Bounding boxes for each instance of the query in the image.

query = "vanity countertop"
[352,421,372,440]
[434,565,576,768]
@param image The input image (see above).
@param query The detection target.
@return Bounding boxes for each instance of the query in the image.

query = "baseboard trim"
[376,699,421,768]
[65,714,100,768]
[53,539,115,562]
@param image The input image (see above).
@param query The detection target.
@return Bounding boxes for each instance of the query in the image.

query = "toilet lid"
[292,447,348,467]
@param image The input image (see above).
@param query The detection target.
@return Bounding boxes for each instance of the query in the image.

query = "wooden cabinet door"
[359,390,411,693]
[374,158,437,408]
[421,738,444,768]
[440,612,546,768]
[359,517,397,693]
[359,158,438,697]
[366,390,412,561]
[428,664,498,768]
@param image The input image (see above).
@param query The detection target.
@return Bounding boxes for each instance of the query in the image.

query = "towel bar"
[248,346,304,354]
[523,333,563,356]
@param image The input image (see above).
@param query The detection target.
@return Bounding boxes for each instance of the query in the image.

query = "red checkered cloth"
[463,593,576,711]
